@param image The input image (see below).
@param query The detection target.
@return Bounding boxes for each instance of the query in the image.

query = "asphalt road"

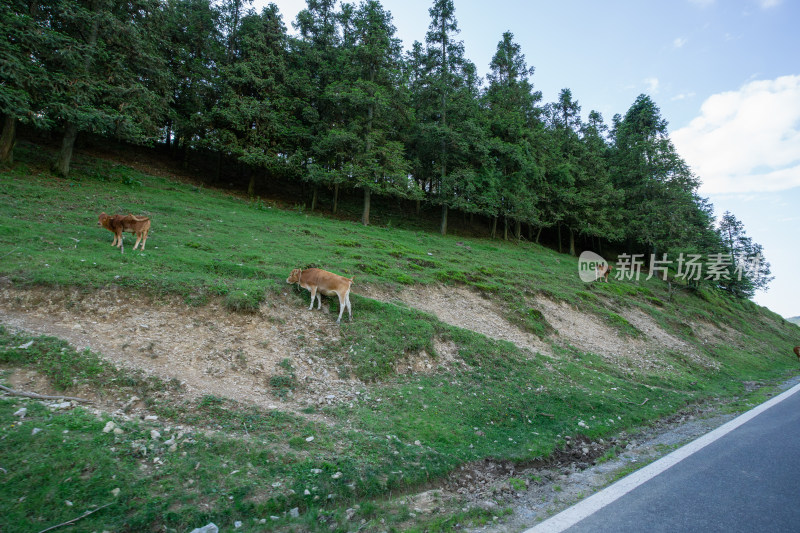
[527,382,800,533]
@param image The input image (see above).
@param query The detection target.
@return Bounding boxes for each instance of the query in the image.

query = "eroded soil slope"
[1,281,732,415]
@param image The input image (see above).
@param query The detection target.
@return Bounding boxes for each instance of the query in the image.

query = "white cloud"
[673,37,688,48]
[673,75,800,194]
[671,91,696,101]
[758,0,781,8]
[644,77,660,93]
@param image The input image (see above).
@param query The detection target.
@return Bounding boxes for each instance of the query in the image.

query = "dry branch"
[37,502,113,533]
[0,384,92,403]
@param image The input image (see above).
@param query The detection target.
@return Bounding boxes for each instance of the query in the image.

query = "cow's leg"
[345,291,352,321]
[140,230,148,250]
[308,287,317,310]
[133,233,142,250]
[336,293,345,323]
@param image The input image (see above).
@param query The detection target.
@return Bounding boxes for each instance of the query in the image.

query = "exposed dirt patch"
[0,284,367,414]
[361,284,553,358]
[364,283,729,374]
[0,283,732,417]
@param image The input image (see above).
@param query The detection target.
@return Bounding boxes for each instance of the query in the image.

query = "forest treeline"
[0,0,771,297]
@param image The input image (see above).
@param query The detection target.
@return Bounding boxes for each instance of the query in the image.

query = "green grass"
[1,141,799,531]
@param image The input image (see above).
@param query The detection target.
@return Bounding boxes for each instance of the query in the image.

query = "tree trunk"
[440,204,448,235]
[491,216,498,239]
[0,115,16,165]
[214,152,222,184]
[569,228,576,256]
[515,219,521,240]
[504,217,509,240]
[311,187,318,211]
[535,226,543,244]
[557,224,563,253]
[247,174,256,197]
[52,122,78,177]
[333,183,339,214]
[416,198,421,215]
[361,187,371,226]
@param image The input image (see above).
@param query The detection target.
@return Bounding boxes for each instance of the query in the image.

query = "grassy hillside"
[1,141,799,532]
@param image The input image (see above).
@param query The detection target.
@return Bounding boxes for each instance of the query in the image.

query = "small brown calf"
[286,268,354,323]
[595,263,613,282]
[794,346,800,361]
[98,212,151,253]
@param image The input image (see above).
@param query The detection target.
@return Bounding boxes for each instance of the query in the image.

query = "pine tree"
[484,31,543,240]
[0,1,55,164]
[610,94,702,257]
[39,0,170,177]
[716,211,773,298]
[162,0,224,159]
[207,4,293,195]
[411,0,484,235]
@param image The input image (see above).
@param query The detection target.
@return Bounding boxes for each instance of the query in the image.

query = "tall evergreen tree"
[161,0,223,158]
[343,0,416,225]
[715,211,773,298]
[207,4,292,195]
[483,31,542,240]
[544,91,619,254]
[0,0,56,164]
[411,0,483,235]
[39,0,170,177]
[610,94,701,257]
[289,0,343,210]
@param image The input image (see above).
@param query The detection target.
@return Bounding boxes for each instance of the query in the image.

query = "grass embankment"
[1,142,798,532]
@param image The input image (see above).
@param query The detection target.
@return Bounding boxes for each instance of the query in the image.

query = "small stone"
[103,421,116,433]
[13,408,27,418]
[150,430,161,440]
[31,428,42,435]
[111,488,121,497]
[304,489,311,495]
[144,415,158,421]
[189,524,218,533]
[331,472,342,479]
[18,341,34,349]
[305,436,314,442]
[289,507,300,518]
[65,500,73,507]
[113,428,124,435]
[234,521,242,528]
[414,440,422,446]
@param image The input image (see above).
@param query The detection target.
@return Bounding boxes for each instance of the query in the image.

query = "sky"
[252,0,800,318]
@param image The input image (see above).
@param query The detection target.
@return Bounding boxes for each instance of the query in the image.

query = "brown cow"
[595,263,613,282]
[286,268,353,323]
[98,212,151,253]
[794,346,800,361]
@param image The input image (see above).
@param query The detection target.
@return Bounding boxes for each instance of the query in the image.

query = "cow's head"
[286,269,301,284]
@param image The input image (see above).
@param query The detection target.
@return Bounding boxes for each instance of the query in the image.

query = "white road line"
[523,381,800,533]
